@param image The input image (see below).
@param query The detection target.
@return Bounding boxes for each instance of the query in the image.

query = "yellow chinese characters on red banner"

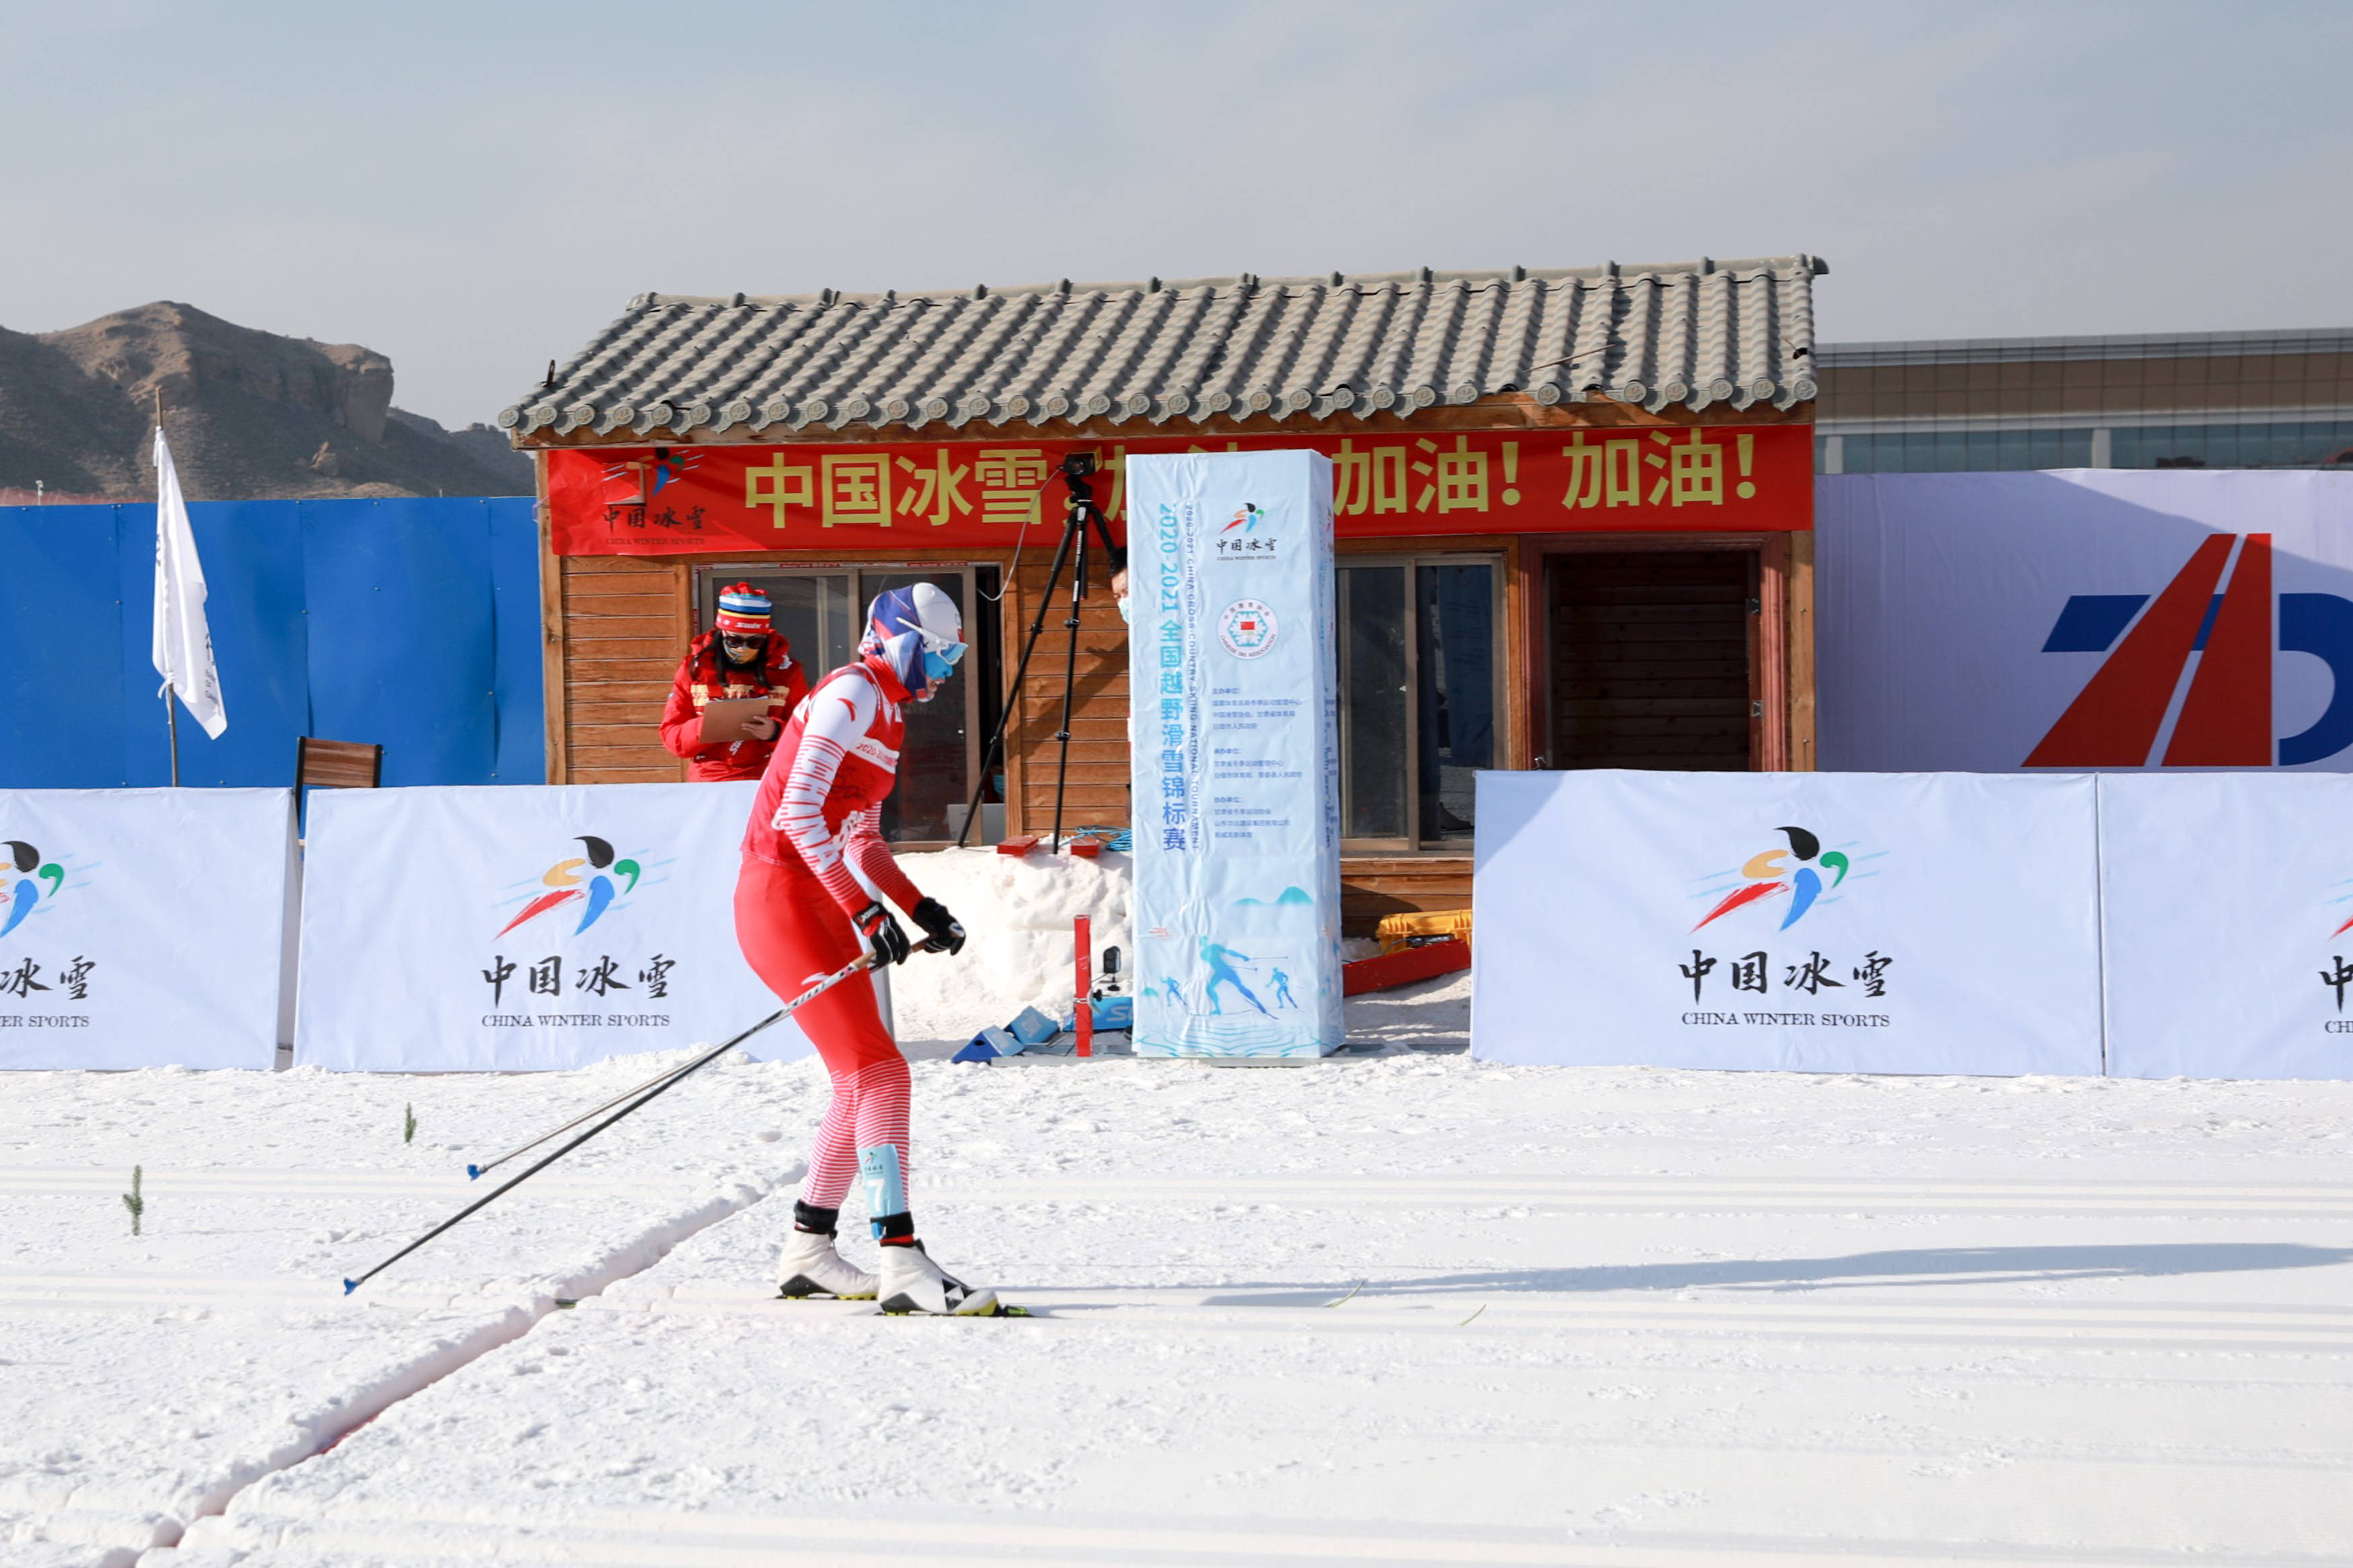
[545,425,1810,555]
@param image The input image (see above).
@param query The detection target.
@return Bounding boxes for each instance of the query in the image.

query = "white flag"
[152,427,227,739]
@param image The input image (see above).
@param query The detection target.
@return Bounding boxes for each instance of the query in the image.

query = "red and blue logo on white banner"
[297,783,809,1071]
[1470,770,2104,1075]
[0,788,294,1069]
[2030,532,2353,767]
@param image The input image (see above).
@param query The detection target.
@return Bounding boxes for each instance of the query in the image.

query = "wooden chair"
[294,739,383,840]
[294,737,383,791]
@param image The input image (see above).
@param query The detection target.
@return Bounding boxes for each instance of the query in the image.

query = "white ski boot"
[877,1241,999,1316]
[774,1229,877,1301]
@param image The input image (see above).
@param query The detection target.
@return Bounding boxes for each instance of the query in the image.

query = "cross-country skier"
[1270,967,1295,1008]
[1199,938,1271,1017]
[734,583,996,1315]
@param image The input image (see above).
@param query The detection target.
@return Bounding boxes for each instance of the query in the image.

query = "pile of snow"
[884,846,1129,1042]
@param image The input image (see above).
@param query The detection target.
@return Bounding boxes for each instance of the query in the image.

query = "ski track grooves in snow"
[0,1168,670,1198]
[116,1165,797,1565]
[594,1280,2353,1348]
[922,1175,2353,1219]
[141,1503,2353,1567]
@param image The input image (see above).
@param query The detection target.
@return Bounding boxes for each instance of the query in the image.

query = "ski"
[878,1301,1034,1319]
[769,1292,1035,1318]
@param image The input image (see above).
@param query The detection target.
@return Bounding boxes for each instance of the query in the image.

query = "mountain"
[0,302,532,503]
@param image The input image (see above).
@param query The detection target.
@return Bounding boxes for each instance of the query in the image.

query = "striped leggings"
[733,856,912,1214]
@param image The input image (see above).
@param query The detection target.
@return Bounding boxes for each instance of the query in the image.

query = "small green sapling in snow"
[122,1165,143,1237]
[404,1103,417,1145]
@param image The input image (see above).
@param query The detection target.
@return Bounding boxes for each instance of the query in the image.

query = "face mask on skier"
[861,582,965,701]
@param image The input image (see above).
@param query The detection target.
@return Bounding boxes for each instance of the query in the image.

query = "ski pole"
[465,1053,701,1182]
[464,932,955,1180]
[342,950,877,1295]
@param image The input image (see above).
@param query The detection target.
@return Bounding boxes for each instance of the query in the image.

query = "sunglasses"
[889,619,965,665]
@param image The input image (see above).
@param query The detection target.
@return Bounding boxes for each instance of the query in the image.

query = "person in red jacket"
[735,582,992,1315]
[660,583,808,782]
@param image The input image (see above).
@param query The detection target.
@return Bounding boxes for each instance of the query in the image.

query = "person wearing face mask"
[733,583,996,1315]
[660,583,809,782]
[1112,566,1131,624]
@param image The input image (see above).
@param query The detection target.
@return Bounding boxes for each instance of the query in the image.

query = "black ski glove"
[909,896,966,955]
[852,901,911,966]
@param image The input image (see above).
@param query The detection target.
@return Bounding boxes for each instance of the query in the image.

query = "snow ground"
[9,968,2353,1566]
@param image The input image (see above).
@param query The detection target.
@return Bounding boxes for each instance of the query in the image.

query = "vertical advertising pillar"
[1127,451,1343,1058]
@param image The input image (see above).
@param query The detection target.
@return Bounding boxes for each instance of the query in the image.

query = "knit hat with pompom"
[715,583,771,634]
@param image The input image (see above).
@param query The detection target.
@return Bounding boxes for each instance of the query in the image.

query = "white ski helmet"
[861,581,965,700]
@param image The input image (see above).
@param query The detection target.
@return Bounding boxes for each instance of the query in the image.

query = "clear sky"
[5,1,2347,427]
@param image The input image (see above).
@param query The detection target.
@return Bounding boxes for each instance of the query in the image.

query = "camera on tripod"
[957,445,1123,850]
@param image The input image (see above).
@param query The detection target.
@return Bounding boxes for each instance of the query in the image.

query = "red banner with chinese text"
[545,424,1811,556]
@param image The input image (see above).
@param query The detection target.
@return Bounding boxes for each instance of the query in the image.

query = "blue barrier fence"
[0,497,543,788]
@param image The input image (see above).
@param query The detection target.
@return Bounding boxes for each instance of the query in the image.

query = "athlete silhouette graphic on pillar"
[1199,938,1271,1016]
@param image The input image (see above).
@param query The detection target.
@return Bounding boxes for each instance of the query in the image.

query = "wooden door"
[1546,550,1755,770]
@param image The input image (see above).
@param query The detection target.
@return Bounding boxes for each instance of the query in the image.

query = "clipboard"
[699,696,774,744]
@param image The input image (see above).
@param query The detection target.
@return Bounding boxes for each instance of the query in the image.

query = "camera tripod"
[956,452,1125,852]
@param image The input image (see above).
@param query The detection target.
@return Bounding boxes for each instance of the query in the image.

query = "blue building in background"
[0,495,542,788]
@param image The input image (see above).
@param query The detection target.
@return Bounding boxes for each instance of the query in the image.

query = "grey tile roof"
[502,257,1825,442]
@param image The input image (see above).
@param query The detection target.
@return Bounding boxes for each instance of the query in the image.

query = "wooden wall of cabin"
[534,540,1790,930]
[538,534,1141,811]
[533,487,1812,934]
[1787,529,1817,769]
[996,553,1130,839]
[537,544,1475,933]
[546,554,691,784]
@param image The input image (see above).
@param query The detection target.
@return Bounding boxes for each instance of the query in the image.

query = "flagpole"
[155,388,181,788]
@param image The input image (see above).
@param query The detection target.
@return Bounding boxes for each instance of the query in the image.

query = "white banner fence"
[0,787,294,1069]
[9,770,2353,1078]
[1473,768,2353,1081]
[1472,770,2105,1075]
[2098,773,2353,1080]
[296,782,811,1071]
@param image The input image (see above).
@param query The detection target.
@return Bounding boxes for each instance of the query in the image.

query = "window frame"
[1334,549,1507,854]
[688,561,991,843]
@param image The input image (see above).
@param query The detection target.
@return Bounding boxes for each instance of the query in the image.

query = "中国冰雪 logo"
[495,835,642,940]
[1694,825,1851,933]
[0,840,65,940]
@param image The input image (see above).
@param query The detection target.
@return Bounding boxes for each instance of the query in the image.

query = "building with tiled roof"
[504,260,1824,444]
[514,257,1827,925]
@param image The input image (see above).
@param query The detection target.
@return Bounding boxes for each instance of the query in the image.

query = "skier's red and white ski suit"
[735,657,925,1213]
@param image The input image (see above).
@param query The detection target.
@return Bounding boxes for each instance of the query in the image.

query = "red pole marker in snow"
[1074,914,1093,1059]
